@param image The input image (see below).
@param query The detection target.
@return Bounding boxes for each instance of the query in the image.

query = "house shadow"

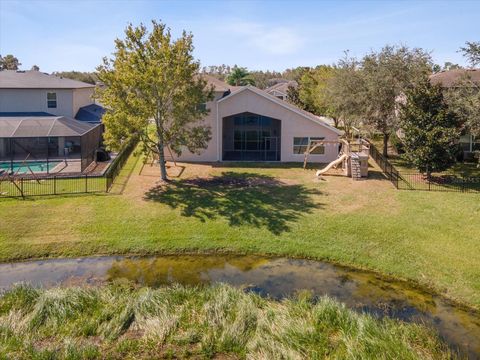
[144,172,323,235]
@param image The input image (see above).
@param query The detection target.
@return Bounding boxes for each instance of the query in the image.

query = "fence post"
[54,176,57,195]
[85,174,88,193]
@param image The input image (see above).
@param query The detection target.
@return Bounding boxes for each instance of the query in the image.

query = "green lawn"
[1,150,480,309]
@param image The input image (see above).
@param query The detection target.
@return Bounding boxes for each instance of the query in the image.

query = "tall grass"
[0,284,454,359]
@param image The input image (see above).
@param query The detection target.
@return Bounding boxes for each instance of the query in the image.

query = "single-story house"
[171,76,342,163]
[430,69,480,157]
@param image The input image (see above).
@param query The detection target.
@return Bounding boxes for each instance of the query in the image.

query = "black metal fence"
[0,138,138,199]
[368,142,401,188]
[104,137,138,190]
[368,141,480,193]
[0,174,107,198]
[397,173,480,193]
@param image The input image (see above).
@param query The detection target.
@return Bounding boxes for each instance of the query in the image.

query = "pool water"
[0,161,60,174]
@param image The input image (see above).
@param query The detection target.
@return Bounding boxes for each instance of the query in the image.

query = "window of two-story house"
[47,92,57,108]
[195,103,207,111]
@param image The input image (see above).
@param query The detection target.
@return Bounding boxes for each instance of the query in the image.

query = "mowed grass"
[0,284,454,359]
[1,150,480,308]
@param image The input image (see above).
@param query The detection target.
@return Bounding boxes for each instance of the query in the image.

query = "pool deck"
[50,160,81,174]
[0,154,116,177]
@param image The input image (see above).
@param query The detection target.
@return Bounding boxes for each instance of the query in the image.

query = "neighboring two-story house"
[0,70,104,171]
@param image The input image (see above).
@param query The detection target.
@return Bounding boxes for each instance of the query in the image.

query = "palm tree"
[226,66,255,86]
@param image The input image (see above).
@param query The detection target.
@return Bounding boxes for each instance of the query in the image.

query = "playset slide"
[316,154,348,176]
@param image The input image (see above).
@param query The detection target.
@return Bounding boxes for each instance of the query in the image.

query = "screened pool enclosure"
[222,113,281,161]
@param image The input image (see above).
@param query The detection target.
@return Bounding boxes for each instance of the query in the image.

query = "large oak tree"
[361,45,432,157]
[97,21,214,180]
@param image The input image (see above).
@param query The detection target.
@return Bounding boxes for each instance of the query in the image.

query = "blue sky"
[0,0,478,73]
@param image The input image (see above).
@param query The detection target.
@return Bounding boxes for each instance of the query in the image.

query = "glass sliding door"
[223,112,281,161]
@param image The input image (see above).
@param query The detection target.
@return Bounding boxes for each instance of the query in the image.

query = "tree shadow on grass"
[144,172,323,235]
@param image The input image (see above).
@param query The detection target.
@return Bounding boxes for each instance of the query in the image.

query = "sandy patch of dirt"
[124,160,399,215]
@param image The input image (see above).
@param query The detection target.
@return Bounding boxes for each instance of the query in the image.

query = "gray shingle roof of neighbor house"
[265,81,298,95]
[0,70,95,89]
[430,69,480,87]
[0,116,101,138]
[75,104,106,123]
[201,74,240,92]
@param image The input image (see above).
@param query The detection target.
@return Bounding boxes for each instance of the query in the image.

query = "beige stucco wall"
[72,88,95,117]
[166,91,224,162]
[169,88,340,163]
[219,90,339,163]
[0,89,75,117]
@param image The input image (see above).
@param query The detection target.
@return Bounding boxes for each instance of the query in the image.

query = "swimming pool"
[0,161,61,174]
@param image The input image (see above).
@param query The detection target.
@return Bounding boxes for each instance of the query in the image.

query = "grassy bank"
[0,151,480,309]
[0,284,454,359]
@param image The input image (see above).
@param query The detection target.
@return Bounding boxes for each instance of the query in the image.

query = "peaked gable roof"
[218,86,343,135]
[200,74,239,93]
[0,70,95,89]
[265,81,297,95]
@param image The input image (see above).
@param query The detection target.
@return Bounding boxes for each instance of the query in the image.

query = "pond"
[0,254,479,358]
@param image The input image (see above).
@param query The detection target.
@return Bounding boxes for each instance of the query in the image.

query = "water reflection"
[0,255,479,358]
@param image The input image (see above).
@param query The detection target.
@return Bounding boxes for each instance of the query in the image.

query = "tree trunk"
[333,117,339,128]
[383,133,390,158]
[155,127,168,181]
[157,139,168,181]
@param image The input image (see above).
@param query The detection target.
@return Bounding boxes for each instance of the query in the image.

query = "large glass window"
[47,92,57,108]
[223,113,281,161]
[293,137,325,154]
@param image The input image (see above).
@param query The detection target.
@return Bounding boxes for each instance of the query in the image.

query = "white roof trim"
[218,86,343,135]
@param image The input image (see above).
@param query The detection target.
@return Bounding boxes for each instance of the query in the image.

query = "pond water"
[0,255,479,358]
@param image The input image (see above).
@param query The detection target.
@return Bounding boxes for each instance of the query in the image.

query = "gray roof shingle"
[265,81,297,95]
[0,70,95,89]
[200,74,240,92]
[430,69,480,87]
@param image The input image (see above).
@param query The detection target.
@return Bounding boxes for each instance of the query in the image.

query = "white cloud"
[225,21,305,55]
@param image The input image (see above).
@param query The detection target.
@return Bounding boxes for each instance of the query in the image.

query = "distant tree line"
[0,54,21,70]
[201,64,307,89]
[52,71,99,84]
